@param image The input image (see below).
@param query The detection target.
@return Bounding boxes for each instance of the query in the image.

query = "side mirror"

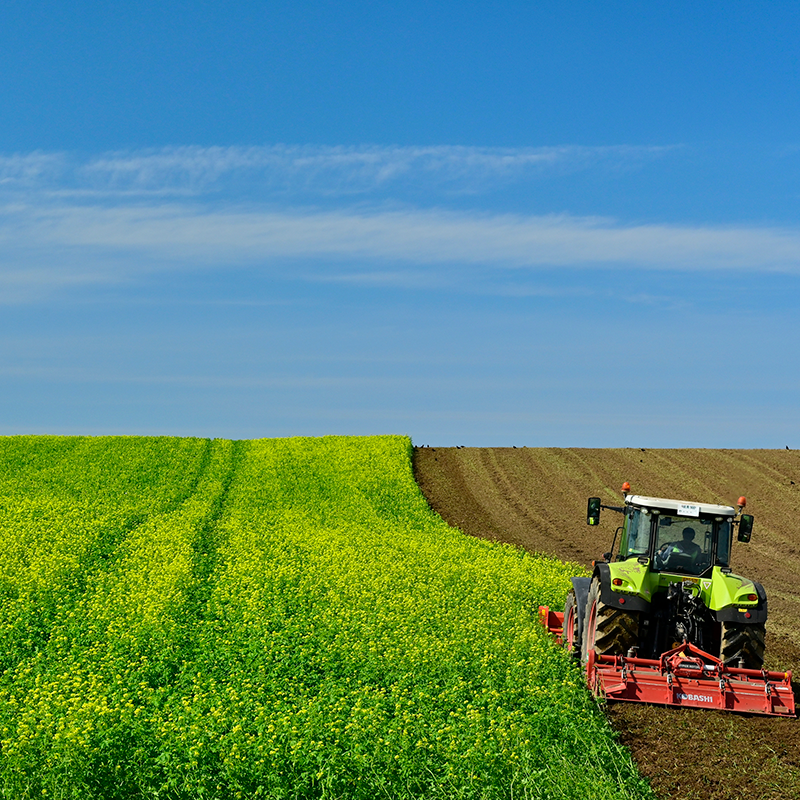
[738,514,754,543]
[587,497,601,526]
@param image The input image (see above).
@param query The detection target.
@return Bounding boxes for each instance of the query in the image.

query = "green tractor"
[564,483,766,670]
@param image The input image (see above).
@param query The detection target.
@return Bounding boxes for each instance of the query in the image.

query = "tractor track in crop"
[413,446,800,800]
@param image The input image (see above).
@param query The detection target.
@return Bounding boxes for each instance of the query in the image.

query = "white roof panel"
[626,494,736,517]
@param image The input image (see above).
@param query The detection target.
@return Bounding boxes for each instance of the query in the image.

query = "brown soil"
[413,447,800,800]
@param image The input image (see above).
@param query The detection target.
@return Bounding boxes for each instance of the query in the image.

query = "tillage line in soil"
[93,437,217,571]
[183,438,243,625]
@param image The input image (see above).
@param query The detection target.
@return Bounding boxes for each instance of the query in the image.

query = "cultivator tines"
[588,641,796,717]
[537,606,796,717]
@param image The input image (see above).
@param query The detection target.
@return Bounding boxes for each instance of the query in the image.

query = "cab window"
[622,508,652,558]
[716,519,732,566]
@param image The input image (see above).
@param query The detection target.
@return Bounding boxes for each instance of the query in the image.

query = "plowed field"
[413,447,800,800]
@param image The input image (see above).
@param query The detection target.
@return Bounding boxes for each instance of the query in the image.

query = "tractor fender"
[593,563,651,613]
[569,577,592,630]
[715,580,768,624]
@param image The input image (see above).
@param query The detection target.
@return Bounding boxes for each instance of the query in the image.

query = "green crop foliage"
[0,435,654,800]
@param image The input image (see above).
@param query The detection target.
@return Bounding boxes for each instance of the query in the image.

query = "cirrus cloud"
[1,201,800,302]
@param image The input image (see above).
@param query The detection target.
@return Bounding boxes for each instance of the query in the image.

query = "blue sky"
[2,1,800,446]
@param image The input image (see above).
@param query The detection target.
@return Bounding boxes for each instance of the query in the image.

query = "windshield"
[653,515,714,575]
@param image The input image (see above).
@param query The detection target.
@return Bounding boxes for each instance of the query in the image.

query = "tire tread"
[582,578,639,663]
[720,622,766,669]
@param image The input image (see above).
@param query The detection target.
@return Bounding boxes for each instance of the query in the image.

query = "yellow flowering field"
[0,435,653,799]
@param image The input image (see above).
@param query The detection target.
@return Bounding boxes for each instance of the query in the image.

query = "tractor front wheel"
[720,621,766,669]
[581,577,639,664]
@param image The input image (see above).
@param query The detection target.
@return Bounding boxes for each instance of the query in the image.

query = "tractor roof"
[626,494,736,517]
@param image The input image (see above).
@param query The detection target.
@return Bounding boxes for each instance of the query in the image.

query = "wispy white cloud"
[0,143,673,197]
[9,202,800,269]
[1,143,797,304]
[81,143,671,190]
[0,151,70,187]
[2,201,800,302]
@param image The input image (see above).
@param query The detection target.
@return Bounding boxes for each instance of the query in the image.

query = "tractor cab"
[619,496,736,577]
[587,488,754,578]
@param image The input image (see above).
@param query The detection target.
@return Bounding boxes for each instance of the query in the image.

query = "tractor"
[538,482,795,715]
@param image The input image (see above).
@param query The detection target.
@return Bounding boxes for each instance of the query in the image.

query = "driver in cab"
[657,527,702,569]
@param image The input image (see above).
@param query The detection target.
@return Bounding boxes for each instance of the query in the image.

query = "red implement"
[538,605,796,717]
[538,605,564,645]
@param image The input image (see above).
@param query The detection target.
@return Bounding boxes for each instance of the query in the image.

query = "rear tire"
[581,577,639,664]
[563,589,582,660]
[720,622,766,669]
